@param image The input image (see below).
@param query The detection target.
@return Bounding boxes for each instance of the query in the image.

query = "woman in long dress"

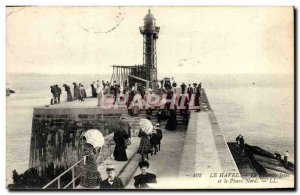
[78,142,102,189]
[137,131,152,160]
[63,84,73,102]
[113,129,129,161]
[73,83,80,100]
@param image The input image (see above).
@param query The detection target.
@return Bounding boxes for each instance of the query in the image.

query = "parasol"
[83,129,105,148]
[139,119,153,135]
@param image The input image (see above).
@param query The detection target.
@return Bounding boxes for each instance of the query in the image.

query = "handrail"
[42,158,85,189]
[42,133,115,189]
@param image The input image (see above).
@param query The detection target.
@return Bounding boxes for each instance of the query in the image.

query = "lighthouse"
[140,9,160,88]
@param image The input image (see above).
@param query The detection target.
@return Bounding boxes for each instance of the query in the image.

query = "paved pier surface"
[124,110,241,189]
[126,130,187,189]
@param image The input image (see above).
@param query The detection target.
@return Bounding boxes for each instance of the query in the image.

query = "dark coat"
[134,173,157,189]
[100,177,124,189]
[156,129,163,144]
[113,130,129,161]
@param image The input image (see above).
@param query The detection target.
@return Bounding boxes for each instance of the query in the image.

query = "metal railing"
[42,158,85,189]
[42,135,115,189]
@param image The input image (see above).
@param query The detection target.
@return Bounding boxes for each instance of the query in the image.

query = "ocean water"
[6,73,294,184]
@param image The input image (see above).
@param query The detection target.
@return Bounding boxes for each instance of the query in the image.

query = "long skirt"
[113,144,128,161]
[137,137,152,155]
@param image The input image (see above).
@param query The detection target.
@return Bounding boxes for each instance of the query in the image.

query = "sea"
[6,73,294,184]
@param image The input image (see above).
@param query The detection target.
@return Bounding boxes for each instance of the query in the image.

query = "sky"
[6,6,294,76]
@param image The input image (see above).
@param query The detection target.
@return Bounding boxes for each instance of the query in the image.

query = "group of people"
[78,160,157,189]
[236,134,291,168]
[180,82,202,112]
[50,82,87,104]
[137,123,163,161]
[77,117,159,189]
[50,85,62,105]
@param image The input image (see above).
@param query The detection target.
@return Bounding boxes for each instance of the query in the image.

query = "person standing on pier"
[150,129,159,155]
[180,82,186,94]
[134,161,157,189]
[137,130,152,160]
[73,82,80,100]
[155,123,163,151]
[100,164,124,189]
[91,82,97,98]
[113,129,129,161]
[77,140,102,189]
[187,84,193,100]
[96,80,103,106]
[50,86,55,105]
[55,85,62,104]
[194,83,201,112]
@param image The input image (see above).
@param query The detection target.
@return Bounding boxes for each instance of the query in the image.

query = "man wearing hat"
[100,164,124,189]
[134,161,157,189]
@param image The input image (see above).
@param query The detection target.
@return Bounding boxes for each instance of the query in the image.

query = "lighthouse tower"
[140,10,160,88]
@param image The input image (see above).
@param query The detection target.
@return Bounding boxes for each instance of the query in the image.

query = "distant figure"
[172,81,177,89]
[187,84,193,100]
[180,82,186,94]
[137,130,152,160]
[63,84,73,102]
[160,80,164,89]
[79,83,86,99]
[50,86,55,105]
[134,161,157,189]
[192,83,197,94]
[194,83,201,112]
[73,82,80,100]
[155,123,163,151]
[284,151,289,166]
[96,80,102,106]
[236,134,242,148]
[56,85,62,103]
[240,136,245,152]
[78,83,85,102]
[100,164,124,189]
[91,82,97,97]
[113,129,129,161]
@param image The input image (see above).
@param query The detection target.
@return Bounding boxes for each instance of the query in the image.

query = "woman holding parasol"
[137,119,153,160]
[77,129,104,189]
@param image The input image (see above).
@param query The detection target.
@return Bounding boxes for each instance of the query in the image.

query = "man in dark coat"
[187,84,193,100]
[134,161,157,189]
[100,164,124,189]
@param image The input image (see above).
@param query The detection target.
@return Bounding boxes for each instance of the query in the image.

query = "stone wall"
[29,107,127,172]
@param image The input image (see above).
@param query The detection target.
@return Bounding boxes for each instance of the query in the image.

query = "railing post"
[57,177,61,189]
[72,167,75,189]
